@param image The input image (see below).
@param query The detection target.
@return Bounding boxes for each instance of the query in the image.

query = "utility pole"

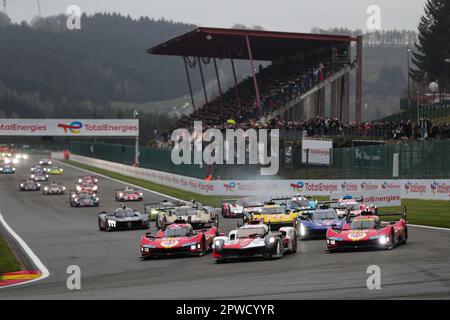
[407,45,412,120]
[133,110,139,167]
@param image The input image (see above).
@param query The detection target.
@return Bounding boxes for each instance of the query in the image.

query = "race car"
[155,201,219,230]
[326,208,408,252]
[297,208,343,240]
[30,171,49,181]
[98,205,149,232]
[77,175,98,185]
[38,158,53,166]
[331,196,364,217]
[75,181,98,193]
[69,191,100,207]
[46,166,64,175]
[3,157,19,165]
[42,182,66,195]
[221,198,264,218]
[144,200,183,221]
[248,202,298,230]
[19,179,41,191]
[115,187,143,201]
[212,220,297,262]
[0,165,16,174]
[286,195,317,212]
[31,165,46,173]
[140,220,218,258]
[14,153,29,160]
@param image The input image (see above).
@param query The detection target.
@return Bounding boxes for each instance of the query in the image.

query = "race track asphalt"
[0,156,449,299]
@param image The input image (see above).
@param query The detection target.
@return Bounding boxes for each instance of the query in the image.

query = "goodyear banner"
[0,119,139,136]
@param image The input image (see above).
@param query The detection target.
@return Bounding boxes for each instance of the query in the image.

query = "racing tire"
[403,227,408,244]
[98,220,103,231]
[291,233,298,253]
[200,236,207,256]
[272,239,284,259]
[388,228,396,250]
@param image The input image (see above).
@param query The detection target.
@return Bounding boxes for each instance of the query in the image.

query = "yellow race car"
[248,202,298,231]
[47,166,64,175]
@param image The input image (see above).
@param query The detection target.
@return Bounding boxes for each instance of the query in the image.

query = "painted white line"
[0,212,50,289]
[409,224,450,232]
[56,160,186,203]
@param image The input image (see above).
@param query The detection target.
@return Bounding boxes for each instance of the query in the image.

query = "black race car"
[20,179,41,191]
[42,182,67,195]
[39,159,53,166]
[98,205,150,232]
[69,191,99,207]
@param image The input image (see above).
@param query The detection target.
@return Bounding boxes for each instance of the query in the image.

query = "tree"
[411,0,450,92]
[0,11,10,26]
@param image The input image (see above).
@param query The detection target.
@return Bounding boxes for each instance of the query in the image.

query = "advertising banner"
[65,154,450,201]
[0,119,139,136]
[301,138,332,165]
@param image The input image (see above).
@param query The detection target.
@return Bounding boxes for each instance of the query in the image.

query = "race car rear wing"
[375,207,408,220]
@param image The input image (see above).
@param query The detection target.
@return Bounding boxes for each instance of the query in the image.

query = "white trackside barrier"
[58,153,450,201]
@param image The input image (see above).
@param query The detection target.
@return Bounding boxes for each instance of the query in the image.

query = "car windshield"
[125,190,135,194]
[312,210,338,220]
[26,180,34,185]
[164,226,191,237]
[342,203,360,210]
[261,207,285,214]
[351,219,377,230]
[173,207,197,216]
[290,200,311,208]
[80,194,91,199]
[50,183,58,187]
[236,227,266,238]
[114,208,135,218]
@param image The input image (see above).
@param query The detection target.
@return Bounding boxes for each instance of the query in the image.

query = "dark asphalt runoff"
[0,156,449,299]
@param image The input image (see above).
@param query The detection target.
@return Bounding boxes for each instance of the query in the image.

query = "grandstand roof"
[148,27,355,61]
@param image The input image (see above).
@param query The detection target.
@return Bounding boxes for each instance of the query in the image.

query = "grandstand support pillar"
[331,79,337,118]
[198,57,209,105]
[183,57,196,110]
[230,58,242,108]
[245,34,262,114]
[213,58,224,109]
[355,35,363,123]
[342,72,350,123]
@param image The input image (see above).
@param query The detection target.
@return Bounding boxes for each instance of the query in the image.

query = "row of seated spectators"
[170,53,346,133]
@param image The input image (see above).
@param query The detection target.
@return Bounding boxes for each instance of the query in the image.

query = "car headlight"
[20,183,24,187]
[62,187,66,190]
[76,186,81,191]
[300,223,306,236]
[48,161,52,165]
[39,161,43,164]
[268,237,276,244]
[190,245,197,250]
[93,186,98,190]
[13,159,19,164]
[31,174,35,178]
[44,187,48,190]
[378,235,388,245]
[23,155,29,159]
[4,159,10,164]
[37,183,41,187]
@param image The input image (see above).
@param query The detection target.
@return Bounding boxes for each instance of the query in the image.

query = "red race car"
[140,221,218,259]
[76,181,98,193]
[115,187,143,201]
[326,208,408,252]
[77,175,98,185]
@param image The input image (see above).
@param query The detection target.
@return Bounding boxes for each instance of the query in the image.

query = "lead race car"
[140,220,219,258]
[75,181,98,193]
[30,171,49,182]
[212,219,297,263]
[69,191,100,207]
[98,205,150,232]
[115,187,143,201]
[326,208,408,252]
[77,175,98,185]
[42,182,66,195]
[38,158,53,166]
[19,179,41,191]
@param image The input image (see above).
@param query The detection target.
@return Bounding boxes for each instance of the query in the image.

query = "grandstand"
[148,27,363,130]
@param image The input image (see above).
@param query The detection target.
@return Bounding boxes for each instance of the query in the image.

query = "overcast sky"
[6,0,427,31]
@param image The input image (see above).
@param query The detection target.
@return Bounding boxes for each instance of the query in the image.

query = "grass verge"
[0,236,21,274]
[63,160,450,229]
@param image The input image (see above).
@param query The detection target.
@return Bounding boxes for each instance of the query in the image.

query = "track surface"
[0,156,449,299]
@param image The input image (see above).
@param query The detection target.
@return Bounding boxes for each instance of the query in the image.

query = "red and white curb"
[0,213,50,288]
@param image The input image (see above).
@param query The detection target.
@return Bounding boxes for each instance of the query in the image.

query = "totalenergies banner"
[63,154,450,201]
[0,119,139,136]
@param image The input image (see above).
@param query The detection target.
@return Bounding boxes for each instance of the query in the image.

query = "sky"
[5,0,427,32]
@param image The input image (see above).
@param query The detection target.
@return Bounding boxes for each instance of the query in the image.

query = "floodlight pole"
[355,36,363,123]
[183,57,196,110]
[245,34,262,114]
